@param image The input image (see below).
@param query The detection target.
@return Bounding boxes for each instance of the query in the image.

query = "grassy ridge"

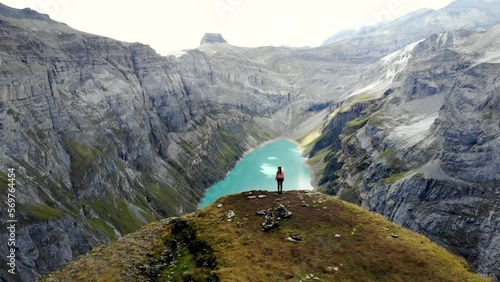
[43,191,489,282]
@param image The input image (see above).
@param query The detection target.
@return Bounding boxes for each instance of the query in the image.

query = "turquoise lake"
[198,139,313,208]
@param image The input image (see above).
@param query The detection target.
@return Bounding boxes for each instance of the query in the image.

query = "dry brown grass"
[193,191,489,282]
[43,191,490,282]
[43,221,172,282]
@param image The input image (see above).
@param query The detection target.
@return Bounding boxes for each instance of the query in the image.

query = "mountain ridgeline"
[43,191,489,282]
[0,0,499,281]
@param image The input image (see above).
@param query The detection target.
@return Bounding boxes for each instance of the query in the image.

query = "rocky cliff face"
[0,20,258,281]
[323,0,500,52]
[199,33,227,45]
[313,27,500,280]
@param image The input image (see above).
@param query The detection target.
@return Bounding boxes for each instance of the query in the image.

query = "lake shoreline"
[286,138,316,189]
[198,137,317,208]
[228,136,316,186]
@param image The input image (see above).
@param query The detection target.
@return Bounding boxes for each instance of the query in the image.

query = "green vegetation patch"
[220,130,232,138]
[306,148,330,189]
[379,148,409,170]
[182,143,194,155]
[247,125,272,143]
[339,187,362,204]
[84,198,143,235]
[380,148,395,158]
[23,203,64,221]
[221,142,237,158]
[147,181,180,217]
[382,171,410,184]
[87,218,117,240]
[200,123,252,187]
[139,210,157,223]
[42,220,170,281]
[339,105,352,113]
[158,220,218,281]
[62,138,104,182]
[131,194,163,221]
[66,140,100,159]
[0,171,9,191]
[367,112,386,127]
[162,248,197,279]
[347,116,370,128]
[339,93,380,114]
[0,170,20,195]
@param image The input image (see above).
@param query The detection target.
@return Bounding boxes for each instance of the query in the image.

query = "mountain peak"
[0,3,52,22]
[200,33,227,45]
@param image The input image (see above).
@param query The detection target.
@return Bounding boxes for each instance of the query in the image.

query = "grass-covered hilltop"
[43,191,489,282]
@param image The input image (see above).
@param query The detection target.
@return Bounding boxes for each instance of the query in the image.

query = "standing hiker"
[275,166,285,194]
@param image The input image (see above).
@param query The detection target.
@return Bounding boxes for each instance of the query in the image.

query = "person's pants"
[277,179,284,193]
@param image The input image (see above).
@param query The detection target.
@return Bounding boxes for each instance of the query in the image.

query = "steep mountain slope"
[308,26,500,280]
[43,191,488,282]
[323,0,500,52]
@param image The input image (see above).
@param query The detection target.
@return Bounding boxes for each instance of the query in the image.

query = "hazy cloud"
[2,0,453,54]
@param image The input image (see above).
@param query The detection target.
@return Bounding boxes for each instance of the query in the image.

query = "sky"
[2,0,454,55]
